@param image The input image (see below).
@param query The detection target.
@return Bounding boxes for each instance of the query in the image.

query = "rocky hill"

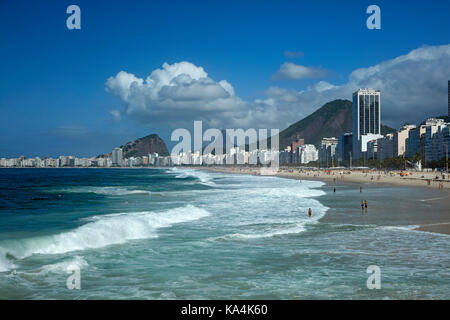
[121,134,169,157]
[99,133,169,158]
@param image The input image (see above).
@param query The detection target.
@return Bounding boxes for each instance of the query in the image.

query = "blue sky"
[0,0,449,157]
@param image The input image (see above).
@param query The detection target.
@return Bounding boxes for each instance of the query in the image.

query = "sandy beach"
[197,166,450,235]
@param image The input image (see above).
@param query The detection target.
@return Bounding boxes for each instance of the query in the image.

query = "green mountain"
[278,99,395,148]
[279,99,353,147]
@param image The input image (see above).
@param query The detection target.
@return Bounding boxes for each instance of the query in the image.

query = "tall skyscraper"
[352,89,381,158]
[112,147,123,166]
[352,89,381,139]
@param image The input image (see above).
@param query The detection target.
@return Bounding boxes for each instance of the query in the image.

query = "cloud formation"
[106,44,450,131]
[106,62,247,128]
[272,62,328,80]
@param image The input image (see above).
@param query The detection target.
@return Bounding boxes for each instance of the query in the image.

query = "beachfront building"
[279,148,291,165]
[406,118,447,160]
[366,139,379,160]
[421,118,446,163]
[405,126,426,159]
[59,156,75,167]
[319,137,338,167]
[336,133,352,162]
[352,89,381,159]
[290,138,304,163]
[112,147,123,166]
[356,133,384,160]
[394,124,416,157]
[424,120,449,163]
[148,153,159,165]
[376,133,394,161]
[427,125,450,162]
[298,144,318,164]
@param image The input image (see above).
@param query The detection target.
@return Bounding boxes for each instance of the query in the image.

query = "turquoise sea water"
[0,168,449,299]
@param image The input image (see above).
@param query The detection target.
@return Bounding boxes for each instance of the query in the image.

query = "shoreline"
[2,166,449,235]
[196,166,450,189]
[195,166,450,236]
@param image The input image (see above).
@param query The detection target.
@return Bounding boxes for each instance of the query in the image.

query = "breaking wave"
[0,205,210,272]
[172,168,217,187]
[48,186,152,196]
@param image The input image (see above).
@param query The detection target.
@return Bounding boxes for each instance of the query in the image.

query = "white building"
[298,144,318,164]
[358,133,384,159]
[425,120,449,162]
[112,148,123,166]
[394,124,416,157]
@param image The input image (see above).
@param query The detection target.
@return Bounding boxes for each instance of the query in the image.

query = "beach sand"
[197,166,450,235]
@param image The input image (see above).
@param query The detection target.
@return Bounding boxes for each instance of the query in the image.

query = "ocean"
[0,168,448,299]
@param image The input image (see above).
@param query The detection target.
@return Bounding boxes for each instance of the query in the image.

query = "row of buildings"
[317,87,450,166]
[2,83,449,169]
[0,152,172,168]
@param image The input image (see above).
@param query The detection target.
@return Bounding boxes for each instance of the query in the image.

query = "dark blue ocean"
[0,168,449,299]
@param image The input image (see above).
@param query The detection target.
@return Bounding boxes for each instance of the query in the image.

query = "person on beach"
[308,208,312,218]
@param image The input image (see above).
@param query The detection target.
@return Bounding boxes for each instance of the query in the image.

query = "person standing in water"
[308,208,312,217]
[361,200,364,210]
[364,200,368,210]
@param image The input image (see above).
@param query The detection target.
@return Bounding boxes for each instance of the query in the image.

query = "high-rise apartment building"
[352,89,381,158]
[112,147,123,166]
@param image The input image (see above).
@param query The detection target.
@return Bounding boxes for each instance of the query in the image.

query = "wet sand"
[416,223,450,235]
[196,166,450,235]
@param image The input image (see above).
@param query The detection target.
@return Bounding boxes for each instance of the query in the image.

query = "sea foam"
[172,168,217,187]
[0,205,210,272]
[50,186,152,196]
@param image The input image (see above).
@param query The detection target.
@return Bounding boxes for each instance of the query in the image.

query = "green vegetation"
[277,99,396,149]
[278,99,353,147]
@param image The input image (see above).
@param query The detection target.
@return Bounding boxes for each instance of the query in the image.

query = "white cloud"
[272,62,328,80]
[312,81,338,92]
[260,44,450,128]
[110,109,121,121]
[105,61,247,128]
[106,44,450,131]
